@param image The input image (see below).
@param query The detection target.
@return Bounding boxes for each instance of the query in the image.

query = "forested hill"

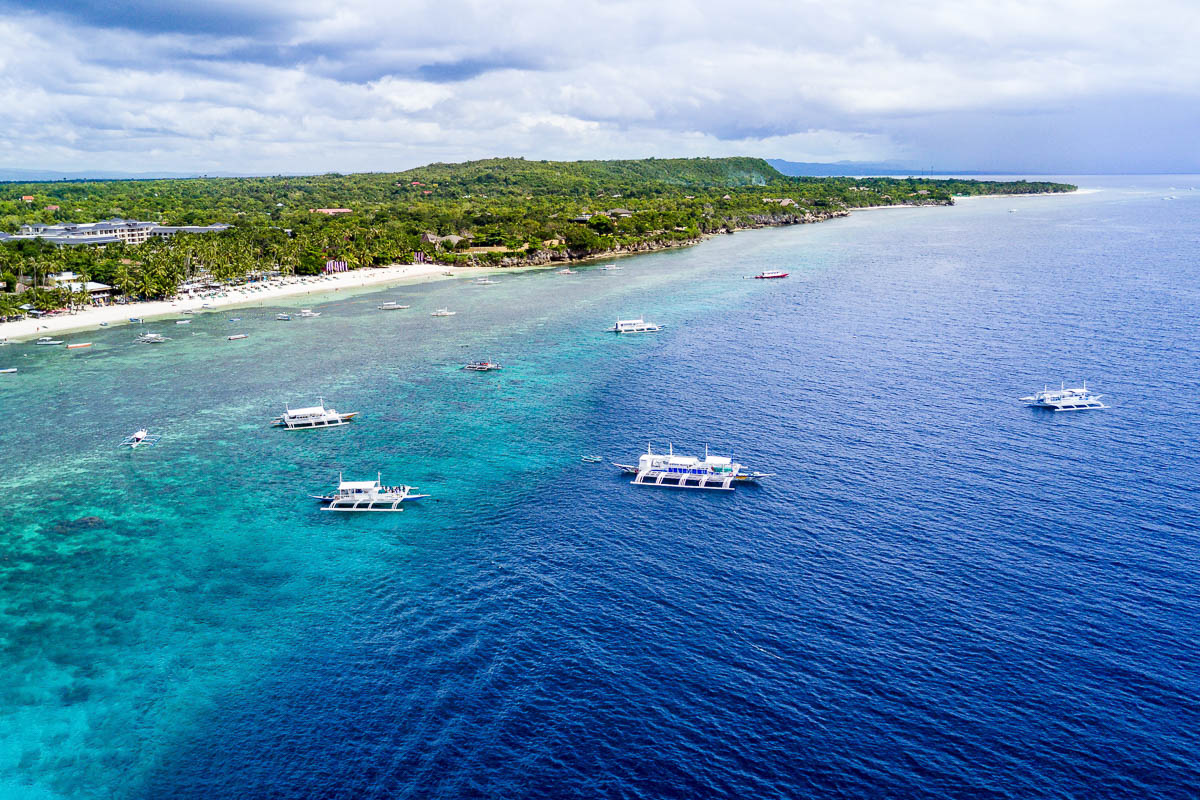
[397,157,784,194]
[1,158,1076,310]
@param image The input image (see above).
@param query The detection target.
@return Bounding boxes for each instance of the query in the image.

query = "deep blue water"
[1,177,1198,799]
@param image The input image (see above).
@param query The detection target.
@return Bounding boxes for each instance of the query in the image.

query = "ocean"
[1,176,1197,799]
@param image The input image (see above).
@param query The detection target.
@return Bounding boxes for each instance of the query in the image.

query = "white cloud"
[0,1,1197,173]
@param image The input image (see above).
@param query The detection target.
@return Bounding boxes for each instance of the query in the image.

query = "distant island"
[0,157,1075,316]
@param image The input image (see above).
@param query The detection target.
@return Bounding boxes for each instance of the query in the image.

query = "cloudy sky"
[1,0,1197,174]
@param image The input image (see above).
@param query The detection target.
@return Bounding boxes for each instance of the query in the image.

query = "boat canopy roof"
[286,405,326,417]
[703,456,733,465]
[338,480,380,491]
[616,318,645,324]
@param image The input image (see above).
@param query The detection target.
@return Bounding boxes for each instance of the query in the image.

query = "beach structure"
[2,219,230,246]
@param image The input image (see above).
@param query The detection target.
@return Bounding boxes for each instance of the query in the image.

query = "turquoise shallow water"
[2,178,1198,799]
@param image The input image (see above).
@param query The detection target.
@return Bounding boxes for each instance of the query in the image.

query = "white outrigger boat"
[137,332,169,343]
[276,313,291,321]
[272,398,358,429]
[312,473,429,511]
[1020,382,1107,411]
[463,359,502,371]
[378,301,411,310]
[609,317,663,333]
[431,308,457,317]
[615,444,773,490]
[474,277,498,285]
[35,336,64,345]
[119,428,161,450]
[298,309,321,318]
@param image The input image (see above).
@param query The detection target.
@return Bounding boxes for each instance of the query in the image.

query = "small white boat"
[35,337,64,346]
[137,332,168,344]
[609,317,663,333]
[581,455,603,463]
[378,302,410,311]
[600,264,623,271]
[229,318,241,322]
[463,359,502,372]
[99,322,109,327]
[276,313,291,321]
[431,308,457,317]
[474,277,498,285]
[0,368,16,374]
[228,334,248,341]
[298,309,321,318]
[129,317,143,324]
[1019,382,1107,411]
[311,472,430,512]
[119,428,161,450]
[556,268,576,274]
[175,319,191,325]
[272,398,357,429]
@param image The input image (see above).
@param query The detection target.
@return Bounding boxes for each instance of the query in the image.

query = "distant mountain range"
[0,168,242,182]
[766,159,1035,177]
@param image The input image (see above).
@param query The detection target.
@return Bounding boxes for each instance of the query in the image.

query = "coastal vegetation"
[0,157,1075,311]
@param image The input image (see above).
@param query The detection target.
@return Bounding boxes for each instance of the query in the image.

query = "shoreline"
[0,191,1076,343]
[0,263,476,342]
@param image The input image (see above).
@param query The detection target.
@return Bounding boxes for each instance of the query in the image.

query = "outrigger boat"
[431,308,457,317]
[298,309,321,318]
[312,473,429,511]
[474,277,498,285]
[556,267,576,274]
[615,444,773,490]
[137,332,168,343]
[35,337,64,345]
[272,398,358,429]
[1019,382,1107,411]
[378,301,411,310]
[600,264,623,271]
[119,428,161,450]
[276,313,291,321]
[609,317,663,333]
[463,359,502,371]
[0,368,16,374]
[581,455,603,463]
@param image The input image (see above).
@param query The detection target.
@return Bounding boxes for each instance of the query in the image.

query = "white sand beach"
[0,262,474,342]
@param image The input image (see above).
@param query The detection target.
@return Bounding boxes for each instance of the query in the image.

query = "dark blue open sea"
[2,177,1198,799]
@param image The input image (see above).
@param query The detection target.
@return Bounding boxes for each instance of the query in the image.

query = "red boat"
[754,270,789,279]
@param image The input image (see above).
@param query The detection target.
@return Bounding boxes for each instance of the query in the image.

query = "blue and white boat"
[614,444,772,490]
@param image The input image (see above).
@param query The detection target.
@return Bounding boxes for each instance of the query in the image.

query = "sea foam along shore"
[0,262,475,342]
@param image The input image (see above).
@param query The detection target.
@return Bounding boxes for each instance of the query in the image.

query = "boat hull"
[274,413,357,429]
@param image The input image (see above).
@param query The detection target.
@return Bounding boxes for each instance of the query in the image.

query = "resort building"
[0,218,230,246]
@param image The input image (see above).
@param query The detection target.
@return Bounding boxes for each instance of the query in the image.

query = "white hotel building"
[0,218,231,246]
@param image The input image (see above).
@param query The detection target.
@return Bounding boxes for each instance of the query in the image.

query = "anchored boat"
[1020,382,1107,411]
[754,270,789,279]
[34,337,64,345]
[312,473,429,511]
[272,398,358,429]
[119,428,161,450]
[137,332,168,343]
[615,444,773,490]
[298,309,320,318]
[431,308,457,317]
[609,317,663,333]
[378,301,411,310]
[464,359,502,371]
